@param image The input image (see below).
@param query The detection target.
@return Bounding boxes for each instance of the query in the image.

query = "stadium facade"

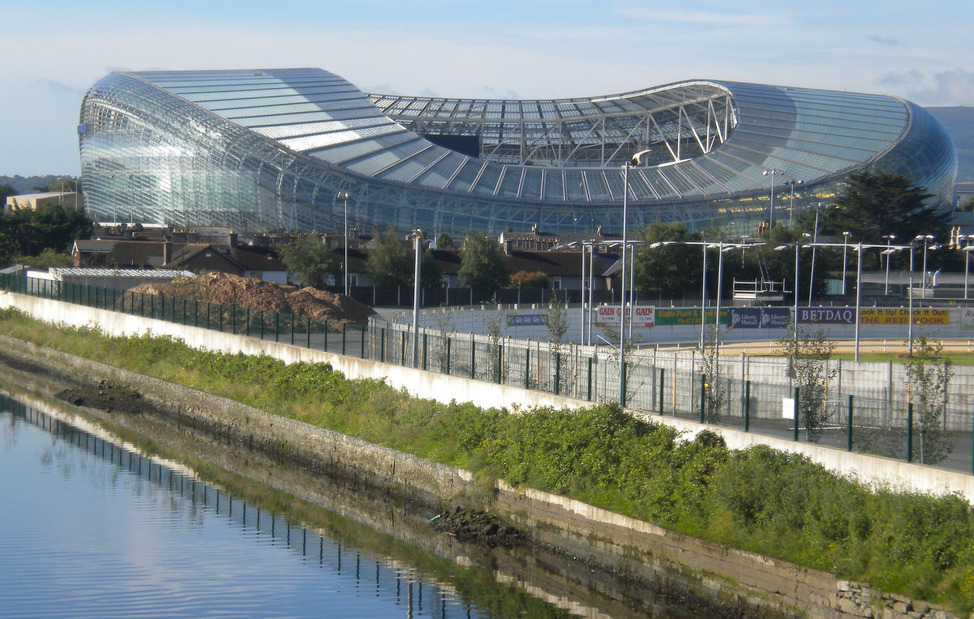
[78,68,957,236]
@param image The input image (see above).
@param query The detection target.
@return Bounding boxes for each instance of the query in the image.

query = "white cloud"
[880,68,974,106]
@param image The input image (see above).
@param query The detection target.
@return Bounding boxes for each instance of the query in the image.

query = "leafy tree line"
[0,201,92,265]
[632,170,951,300]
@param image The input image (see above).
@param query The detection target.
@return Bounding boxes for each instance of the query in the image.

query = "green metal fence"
[1,272,969,472]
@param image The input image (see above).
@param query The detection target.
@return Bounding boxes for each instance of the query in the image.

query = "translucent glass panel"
[79,69,956,238]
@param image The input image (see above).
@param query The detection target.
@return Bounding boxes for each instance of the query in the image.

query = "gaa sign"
[595,306,655,328]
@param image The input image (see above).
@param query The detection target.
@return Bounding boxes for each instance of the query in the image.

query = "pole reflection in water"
[0,393,492,619]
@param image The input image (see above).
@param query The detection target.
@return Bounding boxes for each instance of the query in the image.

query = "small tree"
[777,325,837,442]
[459,232,509,297]
[365,226,412,288]
[906,335,953,464]
[277,235,342,290]
[698,326,725,423]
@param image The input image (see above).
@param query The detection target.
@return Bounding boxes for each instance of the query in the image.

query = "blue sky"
[2,0,972,177]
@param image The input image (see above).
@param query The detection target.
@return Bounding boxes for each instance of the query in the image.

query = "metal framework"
[78,69,957,236]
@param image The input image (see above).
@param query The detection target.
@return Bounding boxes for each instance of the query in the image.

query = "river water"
[0,390,718,618]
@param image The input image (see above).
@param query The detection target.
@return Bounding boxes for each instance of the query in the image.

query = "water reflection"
[0,386,724,619]
[0,393,491,618]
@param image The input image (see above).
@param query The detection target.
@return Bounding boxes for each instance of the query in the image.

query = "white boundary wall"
[4,289,974,504]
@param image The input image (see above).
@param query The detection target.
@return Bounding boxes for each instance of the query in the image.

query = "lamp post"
[763,169,784,228]
[806,202,821,305]
[788,180,802,226]
[411,230,436,368]
[854,242,863,361]
[841,231,852,295]
[618,149,651,406]
[916,234,935,299]
[775,237,806,346]
[909,243,915,355]
[965,237,974,300]
[883,234,896,295]
[337,192,351,296]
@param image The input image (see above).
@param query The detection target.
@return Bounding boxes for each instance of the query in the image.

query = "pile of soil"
[58,379,145,414]
[130,272,376,325]
[429,506,526,548]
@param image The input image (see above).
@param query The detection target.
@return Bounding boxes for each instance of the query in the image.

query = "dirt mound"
[429,507,526,548]
[131,272,376,325]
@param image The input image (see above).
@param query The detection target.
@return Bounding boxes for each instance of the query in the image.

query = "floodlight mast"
[618,149,651,407]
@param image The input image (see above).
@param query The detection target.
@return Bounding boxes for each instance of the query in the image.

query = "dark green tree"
[632,222,703,298]
[459,232,509,295]
[419,247,443,288]
[365,227,413,288]
[5,202,93,257]
[277,235,342,290]
[816,170,949,242]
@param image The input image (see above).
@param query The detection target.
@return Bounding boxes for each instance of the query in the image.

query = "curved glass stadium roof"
[78,68,956,235]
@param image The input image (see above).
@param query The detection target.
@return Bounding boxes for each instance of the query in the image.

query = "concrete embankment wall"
[0,334,954,618]
[4,290,974,504]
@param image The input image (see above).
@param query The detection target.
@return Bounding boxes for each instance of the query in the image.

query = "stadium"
[78,68,957,236]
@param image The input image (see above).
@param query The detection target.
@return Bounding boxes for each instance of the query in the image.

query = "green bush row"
[2,308,973,612]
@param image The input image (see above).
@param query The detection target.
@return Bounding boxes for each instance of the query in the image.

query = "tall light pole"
[841,231,852,295]
[854,242,864,361]
[806,202,821,305]
[618,149,651,406]
[337,192,351,296]
[883,234,896,294]
[788,180,802,226]
[916,234,935,299]
[763,169,784,228]
[410,230,436,368]
[965,236,974,300]
[909,243,915,356]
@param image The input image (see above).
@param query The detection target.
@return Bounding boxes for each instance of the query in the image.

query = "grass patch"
[3,307,974,613]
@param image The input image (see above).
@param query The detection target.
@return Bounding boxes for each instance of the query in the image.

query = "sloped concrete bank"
[0,335,956,619]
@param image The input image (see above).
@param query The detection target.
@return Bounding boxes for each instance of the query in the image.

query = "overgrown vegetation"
[3,308,974,613]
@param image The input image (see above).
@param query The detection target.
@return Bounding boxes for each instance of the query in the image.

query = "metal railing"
[2,272,970,473]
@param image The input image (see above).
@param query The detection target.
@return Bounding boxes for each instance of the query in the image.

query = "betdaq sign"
[595,306,655,328]
[728,307,791,329]
[798,307,856,325]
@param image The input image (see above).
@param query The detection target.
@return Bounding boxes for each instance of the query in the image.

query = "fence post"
[524,347,530,389]
[587,356,593,401]
[907,403,914,463]
[342,322,347,355]
[307,317,311,348]
[422,333,427,370]
[497,343,503,384]
[793,387,799,441]
[360,324,365,359]
[380,328,385,362]
[847,395,854,452]
[471,338,476,379]
[554,352,560,395]
[744,380,751,432]
[446,337,451,375]
[699,374,706,423]
[323,320,328,352]
[290,314,295,345]
[659,368,665,414]
[274,312,279,342]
